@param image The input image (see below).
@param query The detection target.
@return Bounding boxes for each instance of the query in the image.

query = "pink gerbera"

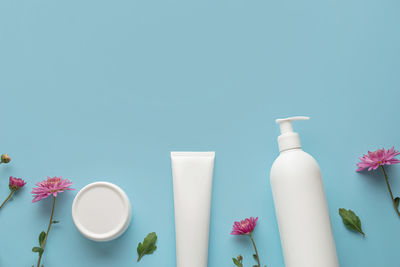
[230,216,258,235]
[31,176,74,203]
[356,147,400,172]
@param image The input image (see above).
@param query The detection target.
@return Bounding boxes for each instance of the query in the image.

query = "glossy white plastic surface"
[276,116,310,152]
[270,117,338,267]
[171,152,215,267]
[72,182,132,242]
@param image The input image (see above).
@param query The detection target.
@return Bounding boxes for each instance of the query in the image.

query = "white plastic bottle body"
[270,149,339,267]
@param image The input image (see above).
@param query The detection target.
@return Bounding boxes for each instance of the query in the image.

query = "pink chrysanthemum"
[230,217,258,235]
[31,176,74,203]
[9,176,26,191]
[356,147,400,172]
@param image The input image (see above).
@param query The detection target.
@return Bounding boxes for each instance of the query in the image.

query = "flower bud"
[9,176,26,191]
[237,255,243,261]
[1,153,11,164]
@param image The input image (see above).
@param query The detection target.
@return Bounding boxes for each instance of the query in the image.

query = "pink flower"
[230,217,258,235]
[31,176,74,203]
[9,176,26,191]
[356,147,400,172]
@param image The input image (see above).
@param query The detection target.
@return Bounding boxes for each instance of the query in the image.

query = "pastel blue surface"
[0,0,399,266]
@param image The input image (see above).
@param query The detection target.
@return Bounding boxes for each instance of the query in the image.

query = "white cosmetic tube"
[171,152,215,267]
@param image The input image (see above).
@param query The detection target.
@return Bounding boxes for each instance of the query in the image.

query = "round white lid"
[72,182,132,242]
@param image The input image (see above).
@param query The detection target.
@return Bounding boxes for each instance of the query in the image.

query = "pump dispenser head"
[276,116,310,152]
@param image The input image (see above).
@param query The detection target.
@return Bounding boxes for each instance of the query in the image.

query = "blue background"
[0,0,399,266]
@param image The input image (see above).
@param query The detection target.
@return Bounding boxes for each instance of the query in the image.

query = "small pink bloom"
[230,217,258,235]
[356,147,400,172]
[31,176,74,203]
[9,176,26,191]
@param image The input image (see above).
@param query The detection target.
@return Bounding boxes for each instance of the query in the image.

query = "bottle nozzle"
[275,116,310,152]
[276,116,310,134]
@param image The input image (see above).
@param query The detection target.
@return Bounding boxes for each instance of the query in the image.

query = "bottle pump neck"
[276,116,310,152]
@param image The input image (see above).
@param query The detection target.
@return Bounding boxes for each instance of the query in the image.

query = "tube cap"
[276,116,310,152]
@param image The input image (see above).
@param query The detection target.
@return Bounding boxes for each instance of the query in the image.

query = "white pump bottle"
[270,116,339,267]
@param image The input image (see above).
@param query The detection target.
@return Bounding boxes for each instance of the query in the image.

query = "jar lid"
[72,182,132,242]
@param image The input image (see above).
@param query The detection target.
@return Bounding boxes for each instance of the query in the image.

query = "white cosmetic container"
[270,117,339,267]
[171,152,215,267]
[72,182,132,242]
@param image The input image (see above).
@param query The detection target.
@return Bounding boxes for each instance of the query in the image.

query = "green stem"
[36,197,56,267]
[249,233,262,267]
[0,191,14,210]
[380,166,400,218]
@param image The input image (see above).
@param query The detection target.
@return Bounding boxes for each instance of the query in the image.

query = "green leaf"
[137,232,157,262]
[339,208,365,237]
[394,197,399,209]
[253,254,257,261]
[232,257,243,267]
[32,247,43,254]
[52,220,59,224]
[39,231,46,246]
[232,255,243,267]
[232,258,240,267]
